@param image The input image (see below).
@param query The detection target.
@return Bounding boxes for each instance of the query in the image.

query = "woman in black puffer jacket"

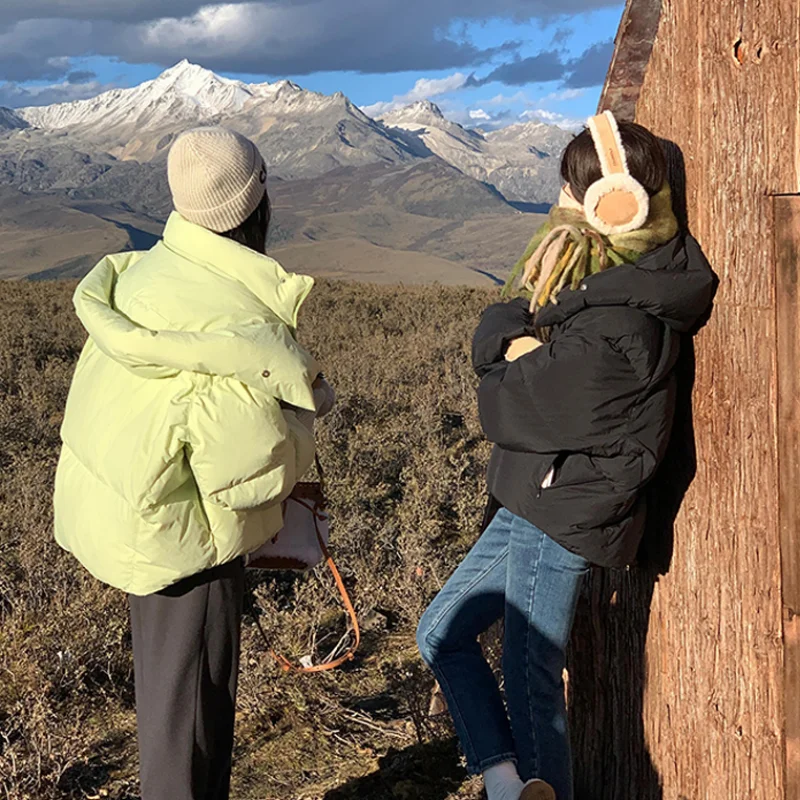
[417,113,715,800]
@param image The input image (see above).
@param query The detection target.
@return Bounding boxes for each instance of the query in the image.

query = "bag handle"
[315,452,325,489]
[270,512,360,673]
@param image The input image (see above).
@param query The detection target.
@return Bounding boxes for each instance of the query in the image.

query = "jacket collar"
[71,225,320,410]
[162,212,313,333]
[535,233,715,334]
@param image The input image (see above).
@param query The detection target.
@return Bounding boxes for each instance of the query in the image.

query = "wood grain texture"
[775,195,800,800]
[569,1,800,798]
[599,0,663,122]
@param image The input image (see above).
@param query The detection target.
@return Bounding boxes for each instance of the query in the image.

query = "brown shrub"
[0,278,496,800]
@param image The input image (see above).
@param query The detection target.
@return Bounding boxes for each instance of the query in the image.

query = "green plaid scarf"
[502,183,679,306]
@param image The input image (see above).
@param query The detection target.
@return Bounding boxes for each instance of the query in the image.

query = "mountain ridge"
[14,60,573,203]
[0,107,28,130]
[378,100,573,204]
[19,60,362,132]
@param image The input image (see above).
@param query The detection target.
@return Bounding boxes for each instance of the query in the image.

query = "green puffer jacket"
[54,212,319,596]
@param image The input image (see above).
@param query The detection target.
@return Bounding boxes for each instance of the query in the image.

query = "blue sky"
[0,2,624,130]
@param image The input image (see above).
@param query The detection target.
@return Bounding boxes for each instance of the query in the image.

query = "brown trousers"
[129,559,245,800]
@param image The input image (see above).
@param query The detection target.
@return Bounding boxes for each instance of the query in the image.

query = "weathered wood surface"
[776,196,800,800]
[599,0,662,122]
[567,1,800,798]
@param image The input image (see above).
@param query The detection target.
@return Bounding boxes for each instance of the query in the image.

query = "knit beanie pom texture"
[168,127,267,234]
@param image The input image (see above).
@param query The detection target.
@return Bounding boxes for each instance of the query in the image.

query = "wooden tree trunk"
[567,1,800,798]
[776,195,800,800]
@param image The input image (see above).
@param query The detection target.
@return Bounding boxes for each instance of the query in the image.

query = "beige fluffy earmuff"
[583,111,649,235]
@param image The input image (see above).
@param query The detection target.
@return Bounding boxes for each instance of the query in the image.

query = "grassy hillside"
[0,279,505,800]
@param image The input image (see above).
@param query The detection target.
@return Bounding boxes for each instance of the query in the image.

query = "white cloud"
[360,100,396,117]
[0,79,115,108]
[542,87,586,103]
[438,101,515,131]
[139,4,303,58]
[486,90,529,106]
[525,109,559,121]
[361,71,469,116]
[407,73,471,100]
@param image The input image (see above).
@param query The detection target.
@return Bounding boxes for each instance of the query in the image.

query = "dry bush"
[0,278,498,800]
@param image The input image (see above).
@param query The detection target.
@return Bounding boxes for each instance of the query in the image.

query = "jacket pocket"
[539,452,611,496]
[536,453,562,497]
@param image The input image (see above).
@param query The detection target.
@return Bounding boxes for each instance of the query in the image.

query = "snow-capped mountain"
[0,107,28,131]
[379,101,574,204]
[19,60,365,140]
[18,60,419,176]
[485,120,574,155]
[380,101,470,137]
[14,61,572,202]
[20,61,252,132]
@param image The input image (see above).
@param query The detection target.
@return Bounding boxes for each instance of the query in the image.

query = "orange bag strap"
[250,480,361,674]
[270,513,361,674]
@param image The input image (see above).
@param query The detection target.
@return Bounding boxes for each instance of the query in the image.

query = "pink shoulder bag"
[245,456,360,673]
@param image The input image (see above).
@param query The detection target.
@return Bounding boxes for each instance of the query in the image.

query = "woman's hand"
[505,335,542,362]
[472,298,533,376]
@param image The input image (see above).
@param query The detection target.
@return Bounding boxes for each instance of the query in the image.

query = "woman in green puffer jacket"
[54,127,332,800]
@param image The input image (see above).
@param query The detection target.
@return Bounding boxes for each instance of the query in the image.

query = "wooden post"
[599,0,662,121]
[775,195,800,800]
[567,1,800,798]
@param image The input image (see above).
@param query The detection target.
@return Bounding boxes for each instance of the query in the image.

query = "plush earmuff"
[583,110,649,235]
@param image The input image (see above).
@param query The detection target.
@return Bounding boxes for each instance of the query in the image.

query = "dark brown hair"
[561,121,667,203]
[221,191,271,254]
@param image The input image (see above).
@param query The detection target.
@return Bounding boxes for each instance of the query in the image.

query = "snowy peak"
[406,100,446,119]
[379,100,449,129]
[153,60,218,87]
[378,101,571,204]
[155,59,210,83]
[486,120,574,156]
[19,61,256,131]
[17,61,362,134]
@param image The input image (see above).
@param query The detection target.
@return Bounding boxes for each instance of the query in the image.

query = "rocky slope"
[0,108,28,130]
[379,101,574,204]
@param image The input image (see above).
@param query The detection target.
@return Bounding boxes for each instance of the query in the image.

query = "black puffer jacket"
[472,233,714,567]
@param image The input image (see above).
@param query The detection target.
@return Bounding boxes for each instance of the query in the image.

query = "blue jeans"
[416,507,590,800]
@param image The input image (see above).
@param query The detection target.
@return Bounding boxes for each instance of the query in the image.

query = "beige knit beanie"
[168,127,267,233]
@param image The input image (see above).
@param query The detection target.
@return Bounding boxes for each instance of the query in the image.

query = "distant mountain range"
[13,60,572,203]
[0,61,564,283]
[379,100,571,204]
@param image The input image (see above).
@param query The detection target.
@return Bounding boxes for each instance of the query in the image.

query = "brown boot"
[519,779,557,800]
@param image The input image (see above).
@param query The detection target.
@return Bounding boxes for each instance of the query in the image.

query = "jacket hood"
[536,233,716,334]
[73,215,319,411]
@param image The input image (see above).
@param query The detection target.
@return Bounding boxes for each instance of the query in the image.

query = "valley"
[0,60,563,283]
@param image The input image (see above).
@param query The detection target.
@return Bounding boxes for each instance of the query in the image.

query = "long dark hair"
[221,191,271,254]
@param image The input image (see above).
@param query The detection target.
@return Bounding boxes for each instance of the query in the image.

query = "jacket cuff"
[472,298,533,375]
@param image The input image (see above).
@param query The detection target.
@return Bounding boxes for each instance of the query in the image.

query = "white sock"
[484,761,524,800]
